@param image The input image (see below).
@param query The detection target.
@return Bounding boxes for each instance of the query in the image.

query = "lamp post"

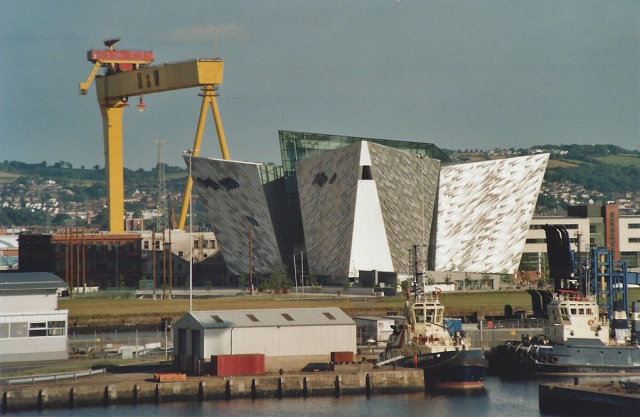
[184,148,197,312]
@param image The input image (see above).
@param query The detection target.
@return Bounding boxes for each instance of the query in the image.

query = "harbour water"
[10,375,592,417]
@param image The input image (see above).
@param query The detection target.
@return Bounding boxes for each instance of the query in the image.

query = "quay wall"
[1,370,424,413]
[539,383,640,415]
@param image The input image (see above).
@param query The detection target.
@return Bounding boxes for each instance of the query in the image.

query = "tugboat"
[493,289,640,375]
[379,287,489,389]
[492,225,640,376]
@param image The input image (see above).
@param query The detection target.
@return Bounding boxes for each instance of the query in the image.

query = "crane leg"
[100,104,126,233]
[179,88,210,230]
[209,88,230,160]
[178,85,229,230]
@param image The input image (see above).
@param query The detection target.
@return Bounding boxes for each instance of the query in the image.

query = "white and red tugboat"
[379,288,488,390]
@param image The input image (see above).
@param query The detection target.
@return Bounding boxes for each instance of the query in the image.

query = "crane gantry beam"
[81,40,227,234]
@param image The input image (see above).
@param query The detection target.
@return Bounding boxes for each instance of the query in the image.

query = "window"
[10,323,28,338]
[0,323,8,338]
[629,224,640,229]
[210,240,215,249]
[246,314,259,322]
[323,312,336,320]
[526,239,547,244]
[282,313,294,321]
[144,241,149,250]
[211,315,223,323]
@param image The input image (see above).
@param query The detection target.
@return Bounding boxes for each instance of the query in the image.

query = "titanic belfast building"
[190,131,548,280]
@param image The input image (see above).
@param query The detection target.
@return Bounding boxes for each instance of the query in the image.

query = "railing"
[7,369,105,385]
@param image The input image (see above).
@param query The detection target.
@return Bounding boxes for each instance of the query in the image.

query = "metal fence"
[68,329,173,360]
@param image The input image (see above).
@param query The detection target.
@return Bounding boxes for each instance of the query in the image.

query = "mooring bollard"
[366,373,374,396]
[133,384,140,405]
[225,379,232,401]
[37,389,45,411]
[334,375,341,397]
[278,377,284,398]
[199,381,206,402]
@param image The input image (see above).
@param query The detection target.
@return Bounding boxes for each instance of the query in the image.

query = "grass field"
[546,159,579,168]
[596,155,640,167]
[0,170,22,184]
[61,288,640,327]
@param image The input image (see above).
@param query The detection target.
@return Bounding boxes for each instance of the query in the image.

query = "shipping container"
[331,351,355,363]
[211,353,265,376]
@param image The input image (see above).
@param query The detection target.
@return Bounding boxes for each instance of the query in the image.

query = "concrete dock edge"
[2,370,425,413]
[539,383,640,415]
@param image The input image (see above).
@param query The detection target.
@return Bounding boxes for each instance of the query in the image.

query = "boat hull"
[392,349,488,389]
[491,341,640,376]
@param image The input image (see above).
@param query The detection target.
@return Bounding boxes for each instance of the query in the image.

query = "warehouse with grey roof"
[173,308,356,373]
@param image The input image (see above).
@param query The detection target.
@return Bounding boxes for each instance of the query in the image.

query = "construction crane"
[80,38,228,233]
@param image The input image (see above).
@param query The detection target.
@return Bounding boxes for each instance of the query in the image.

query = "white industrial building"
[173,308,356,373]
[0,272,68,363]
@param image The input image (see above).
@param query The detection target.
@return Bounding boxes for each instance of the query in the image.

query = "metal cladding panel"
[204,329,231,356]
[190,157,282,275]
[232,326,356,356]
[297,142,362,277]
[435,153,549,273]
[366,142,440,273]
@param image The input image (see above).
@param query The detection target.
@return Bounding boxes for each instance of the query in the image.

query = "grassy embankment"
[61,289,640,328]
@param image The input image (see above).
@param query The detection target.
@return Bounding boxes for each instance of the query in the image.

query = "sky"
[1,0,638,170]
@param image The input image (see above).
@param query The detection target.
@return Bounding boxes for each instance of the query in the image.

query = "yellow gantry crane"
[80,39,229,233]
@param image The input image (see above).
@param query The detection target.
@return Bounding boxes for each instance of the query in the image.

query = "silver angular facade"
[435,153,549,274]
[189,157,283,275]
[296,141,440,278]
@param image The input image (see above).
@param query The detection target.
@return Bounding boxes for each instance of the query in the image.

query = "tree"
[444,273,452,286]
[500,270,512,286]
[481,273,492,289]
[238,272,247,288]
[464,272,473,291]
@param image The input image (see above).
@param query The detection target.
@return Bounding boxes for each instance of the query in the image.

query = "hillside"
[3,143,640,228]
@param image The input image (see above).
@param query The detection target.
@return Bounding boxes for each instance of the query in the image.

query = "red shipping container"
[211,354,265,376]
[331,351,354,363]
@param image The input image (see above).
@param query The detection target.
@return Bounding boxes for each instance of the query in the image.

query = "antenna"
[155,141,169,231]
[214,29,218,58]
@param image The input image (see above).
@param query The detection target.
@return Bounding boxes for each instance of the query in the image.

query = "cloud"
[163,24,247,44]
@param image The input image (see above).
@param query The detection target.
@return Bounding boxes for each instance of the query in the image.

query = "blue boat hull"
[492,340,640,376]
[393,349,488,389]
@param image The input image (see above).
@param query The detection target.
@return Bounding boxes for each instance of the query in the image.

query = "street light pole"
[184,148,197,312]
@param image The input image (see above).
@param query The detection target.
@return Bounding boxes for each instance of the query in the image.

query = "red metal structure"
[80,38,154,95]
